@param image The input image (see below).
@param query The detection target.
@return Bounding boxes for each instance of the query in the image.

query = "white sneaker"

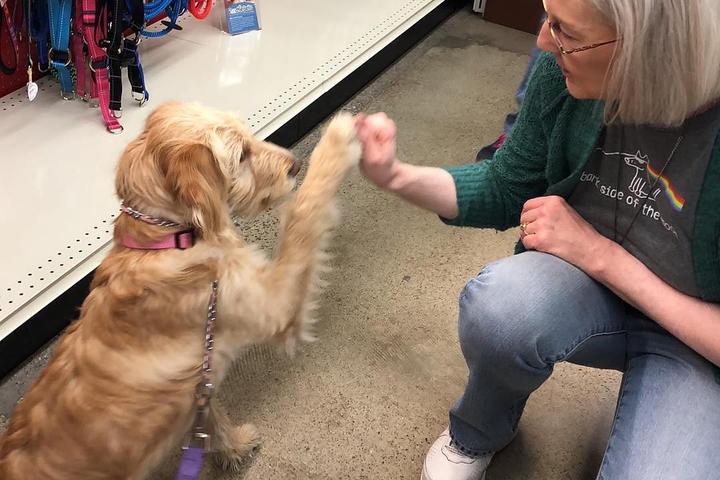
[421,428,493,480]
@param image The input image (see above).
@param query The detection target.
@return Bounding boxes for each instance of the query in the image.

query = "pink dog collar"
[119,203,196,250]
[121,230,195,250]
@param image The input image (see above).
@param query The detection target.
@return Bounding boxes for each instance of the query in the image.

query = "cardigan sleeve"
[442,53,562,230]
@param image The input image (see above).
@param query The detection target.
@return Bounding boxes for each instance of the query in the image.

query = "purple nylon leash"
[176,447,206,480]
[174,280,219,480]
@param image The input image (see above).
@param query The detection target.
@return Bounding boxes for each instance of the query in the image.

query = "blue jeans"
[450,251,720,479]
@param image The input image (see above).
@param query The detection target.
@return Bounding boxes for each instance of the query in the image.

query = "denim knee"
[458,268,547,370]
[457,252,601,370]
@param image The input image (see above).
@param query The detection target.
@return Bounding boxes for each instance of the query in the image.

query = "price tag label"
[224,1,260,35]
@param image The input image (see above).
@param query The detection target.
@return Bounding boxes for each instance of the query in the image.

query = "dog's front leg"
[261,113,361,348]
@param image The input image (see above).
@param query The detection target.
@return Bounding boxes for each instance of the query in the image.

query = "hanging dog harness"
[119,202,217,480]
[47,0,74,98]
[71,0,123,132]
[102,0,148,116]
[29,0,50,72]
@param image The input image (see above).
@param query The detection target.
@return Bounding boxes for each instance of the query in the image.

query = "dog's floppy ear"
[160,142,228,239]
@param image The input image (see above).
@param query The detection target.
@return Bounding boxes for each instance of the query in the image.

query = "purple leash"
[175,280,219,480]
[176,447,206,480]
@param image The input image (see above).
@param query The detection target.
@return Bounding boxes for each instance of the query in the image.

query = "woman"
[355,0,720,479]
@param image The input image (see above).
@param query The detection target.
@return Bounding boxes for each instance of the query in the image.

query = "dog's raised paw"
[324,112,362,168]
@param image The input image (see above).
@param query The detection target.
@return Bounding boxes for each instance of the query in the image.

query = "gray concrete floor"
[0,8,622,479]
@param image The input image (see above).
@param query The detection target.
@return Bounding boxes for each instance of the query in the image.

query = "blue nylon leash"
[47,0,74,98]
[141,0,186,38]
[30,0,50,71]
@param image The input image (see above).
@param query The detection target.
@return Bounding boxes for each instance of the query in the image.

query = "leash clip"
[181,383,214,452]
[132,90,148,105]
[182,431,212,451]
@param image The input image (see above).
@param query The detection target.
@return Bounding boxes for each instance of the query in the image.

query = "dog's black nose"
[288,156,302,178]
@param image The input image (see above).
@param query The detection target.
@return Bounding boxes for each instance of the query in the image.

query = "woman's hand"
[520,196,720,367]
[520,195,613,274]
[354,113,401,190]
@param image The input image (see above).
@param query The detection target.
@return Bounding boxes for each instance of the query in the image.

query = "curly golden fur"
[0,102,360,480]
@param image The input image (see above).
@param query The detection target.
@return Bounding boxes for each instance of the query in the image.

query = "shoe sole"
[420,464,487,480]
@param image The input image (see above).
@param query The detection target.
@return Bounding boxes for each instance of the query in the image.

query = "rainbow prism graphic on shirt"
[646,161,685,212]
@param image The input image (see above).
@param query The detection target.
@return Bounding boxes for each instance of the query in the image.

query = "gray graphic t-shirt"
[569,103,720,297]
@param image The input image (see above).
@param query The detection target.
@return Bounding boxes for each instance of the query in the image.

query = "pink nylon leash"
[79,0,123,133]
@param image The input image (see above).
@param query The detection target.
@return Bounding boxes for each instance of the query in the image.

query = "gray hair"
[587,0,720,127]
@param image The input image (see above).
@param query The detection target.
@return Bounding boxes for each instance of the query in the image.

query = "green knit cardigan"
[443,53,720,302]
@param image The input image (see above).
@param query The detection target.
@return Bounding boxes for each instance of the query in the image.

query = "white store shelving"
[0,0,445,343]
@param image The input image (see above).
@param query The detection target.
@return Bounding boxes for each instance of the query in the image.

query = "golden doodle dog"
[0,101,361,479]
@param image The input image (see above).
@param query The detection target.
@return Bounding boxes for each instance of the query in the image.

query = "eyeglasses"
[547,18,619,55]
